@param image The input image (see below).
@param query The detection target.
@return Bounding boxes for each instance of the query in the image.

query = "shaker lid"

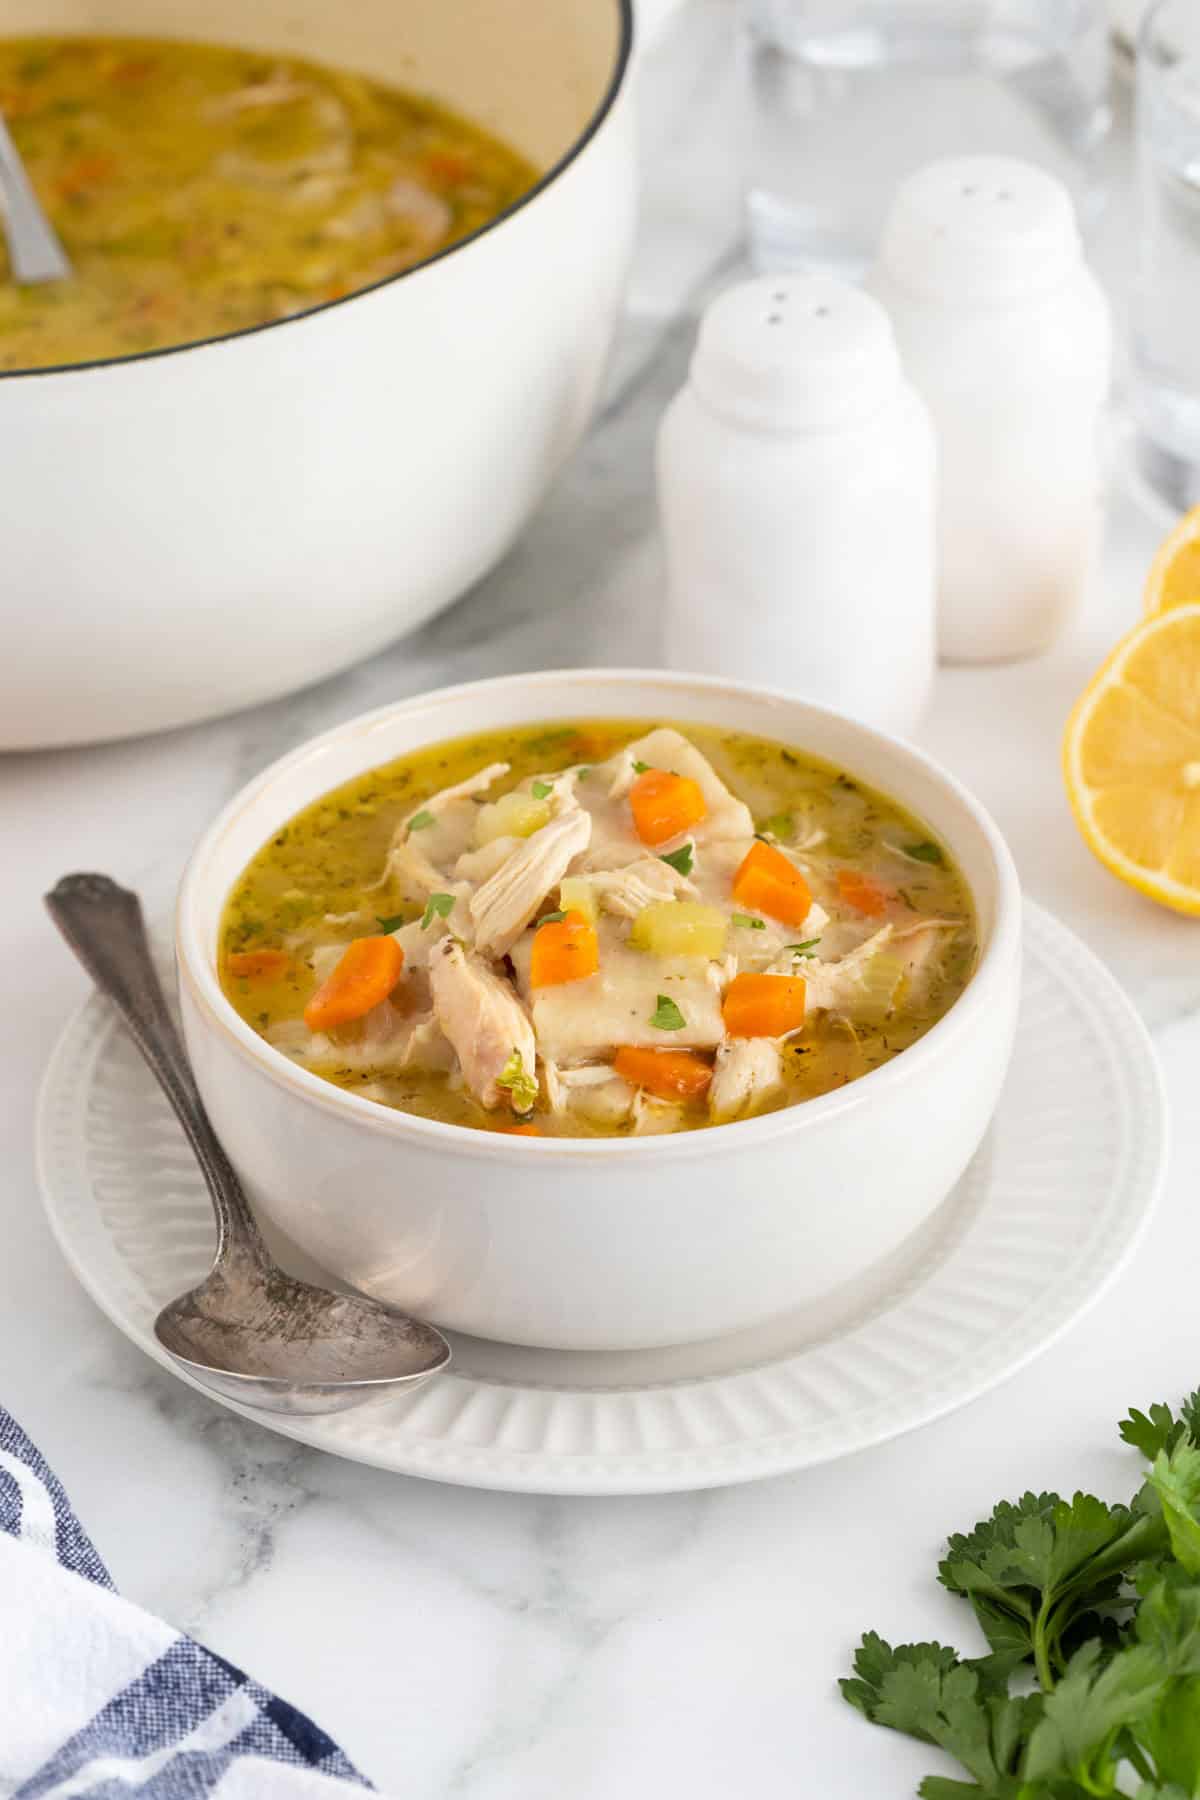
[877,155,1083,304]
[689,274,903,432]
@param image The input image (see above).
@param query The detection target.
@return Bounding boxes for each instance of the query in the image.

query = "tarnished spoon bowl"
[46,874,451,1417]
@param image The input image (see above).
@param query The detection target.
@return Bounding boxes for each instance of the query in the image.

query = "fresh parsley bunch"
[841,1391,1200,1797]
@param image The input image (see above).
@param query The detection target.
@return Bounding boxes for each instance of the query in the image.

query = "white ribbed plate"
[37,900,1165,1495]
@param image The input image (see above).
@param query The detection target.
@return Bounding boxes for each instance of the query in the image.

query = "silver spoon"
[0,114,71,284]
[45,874,451,1417]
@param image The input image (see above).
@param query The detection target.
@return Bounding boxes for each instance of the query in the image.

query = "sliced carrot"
[303,936,404,1031]
[731,839,812,927]
[530,910,599,987]
[500,1123,541,1136]
[721,972,807,1039]
[613,1045,713,1102]
[226,948,290,980]
[836,869,893,918]
[629,768,707,846]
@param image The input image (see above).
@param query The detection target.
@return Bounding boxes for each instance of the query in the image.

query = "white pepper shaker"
[869,156,1112,664]
[657,273,937,740]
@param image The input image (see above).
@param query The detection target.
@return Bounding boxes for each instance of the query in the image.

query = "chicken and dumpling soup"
[0,35,537,371]
[220,721,978,1137]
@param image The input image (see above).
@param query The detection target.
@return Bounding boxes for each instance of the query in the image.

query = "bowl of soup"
[0,0,633,747]
[177,669,1022,1351]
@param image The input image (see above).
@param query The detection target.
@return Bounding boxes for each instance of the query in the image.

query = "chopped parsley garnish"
[536,910,567,927]
[420,892,456,930]
[903,840,944,864]
[659,842,694,877]
[732,913,766,930]
[575,766,591,780]
[531,780,553,800]
[495,1048,538,1114]
[632,759,650,775]
[376,914,406,935]
[762,811,794,841]
[649,994,686,1032]
[407,809,436,833]
[786,938,820,957]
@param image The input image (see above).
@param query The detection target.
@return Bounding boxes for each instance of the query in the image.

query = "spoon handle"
[45,874,266,1269]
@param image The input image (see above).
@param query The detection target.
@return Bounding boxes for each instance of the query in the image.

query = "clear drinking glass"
[744,0,1112,278]
[1134,0,1200,511]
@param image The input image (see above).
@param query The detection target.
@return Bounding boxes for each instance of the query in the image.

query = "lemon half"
[1144,503,1200,614]
[1064,603,1200,915]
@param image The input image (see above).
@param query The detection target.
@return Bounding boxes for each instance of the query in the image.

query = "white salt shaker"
[657,273,937,739]
[869,156,1112,664]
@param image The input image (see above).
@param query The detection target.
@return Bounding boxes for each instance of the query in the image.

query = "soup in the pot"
[220,720,978,1138]
[0,34,537,371]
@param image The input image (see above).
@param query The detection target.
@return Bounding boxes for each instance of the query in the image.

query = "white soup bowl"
[176,669,1021,1351]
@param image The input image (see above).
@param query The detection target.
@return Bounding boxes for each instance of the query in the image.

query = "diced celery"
[559,877,598,926]
[629,901,728,959]
[473,791,551,846]
[845,949,908,1025]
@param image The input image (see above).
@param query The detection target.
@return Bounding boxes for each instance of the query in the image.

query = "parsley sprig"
[842,1387,1200,1797]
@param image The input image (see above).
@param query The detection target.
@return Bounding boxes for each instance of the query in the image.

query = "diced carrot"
[303,936,404,1031]
[731,840,812,927]
[54,152,116,199]
[721,972,807,1039]
[425,150,471,187]
[110,57,158,82]
[613,1045,713,1102]
[836,869,893,918]
[226,948,290,980]
[630,769,707,846]
[530,910,598,988]
[500,1123,541,1136]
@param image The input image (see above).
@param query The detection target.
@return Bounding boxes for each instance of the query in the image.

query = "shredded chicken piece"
[203,70,309,118]
[706,954,738,995]
[606,748,640,801]
[304,1000,454,1074]
[631,1091,688,1136]
[371,835,443,901]
[384,177,452,243]
[454,837,520,885]
[374,763,509,895]
[780,926,894,1013]
[428,939,536,1111]
[564,1069,637,1127]
[470,810,592,958]
[893,919,962,997]
[542,1061,634,1124]
[588,857,697,919]
[403,763,510,829]
[709,1040,784,1121]
[388,898,474,970]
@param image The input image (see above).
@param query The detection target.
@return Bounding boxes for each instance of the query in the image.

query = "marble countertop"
[4,7,1197,1795]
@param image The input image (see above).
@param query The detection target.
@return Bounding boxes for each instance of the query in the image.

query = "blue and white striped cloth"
[0,1406,378,1798]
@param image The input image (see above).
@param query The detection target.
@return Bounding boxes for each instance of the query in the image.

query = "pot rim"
[176,667,1023,1165]
[0,0,634,384]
